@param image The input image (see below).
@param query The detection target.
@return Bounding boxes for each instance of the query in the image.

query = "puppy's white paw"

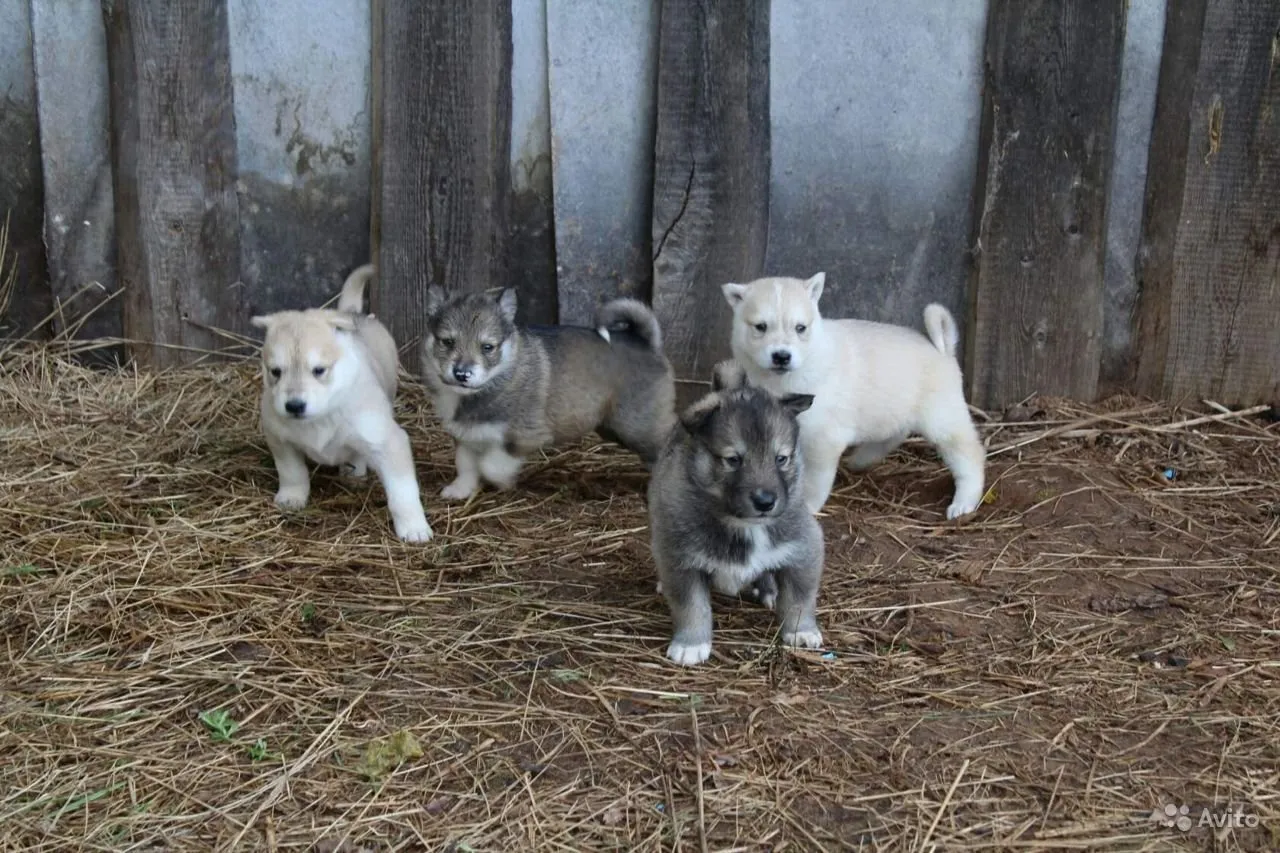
[666,641,712,666]
[758,591,778,611]
[946,499,979,520]
[441,480,477,501]
[655,580,664,595]
[341,462,368,481]
[394,515,434,543]
[783,629,823,650]
[274,488,309,511]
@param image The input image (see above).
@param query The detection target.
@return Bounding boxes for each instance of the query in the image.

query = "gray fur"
[421,288,677,499]
[649,364,825,666]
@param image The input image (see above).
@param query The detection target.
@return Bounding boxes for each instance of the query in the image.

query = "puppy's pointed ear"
[779,393,815,417]
[679,395,721,436]
[721,282,748,308]
[805,273,825,304]
[425,285,446,317]
[325,311,356,332]
[711,360,748,392]
[250,315,274,331]
[496,287,518,323]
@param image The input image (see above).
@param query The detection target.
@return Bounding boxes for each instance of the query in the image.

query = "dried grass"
[2,342,1278,852]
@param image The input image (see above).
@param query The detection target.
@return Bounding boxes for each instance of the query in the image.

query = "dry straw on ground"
[2,341,1278,852]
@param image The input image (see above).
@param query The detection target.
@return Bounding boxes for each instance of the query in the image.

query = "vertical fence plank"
[0,0,52,339]
[31,0,121,356]
[1133,0,1280,405]
[651,0,770,401]
[104,0,244,368]
[966,0,1127,410]
[373,0,512,364]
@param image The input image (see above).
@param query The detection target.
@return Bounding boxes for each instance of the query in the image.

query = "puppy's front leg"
[799,435,847,513]
[441,443,481,500]
[371,426,433,542]
[662,566,714,666]
[774,556,823,650]
[266,434,311,510]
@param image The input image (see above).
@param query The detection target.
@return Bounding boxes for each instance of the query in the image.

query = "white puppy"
[722,273,985,520]
[252,265,433,542]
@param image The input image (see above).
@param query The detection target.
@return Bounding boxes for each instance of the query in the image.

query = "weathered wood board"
[966,0,1127,409]
[650,0,770,401]
[372,0,513,365]
[1133,0,1280,405]
[105,0,245,367]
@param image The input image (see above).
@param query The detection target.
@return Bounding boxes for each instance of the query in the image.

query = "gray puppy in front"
[649,361,825,666]
[421,287,676,499]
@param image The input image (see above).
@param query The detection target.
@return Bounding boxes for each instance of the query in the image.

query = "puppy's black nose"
[751,489,777,512]
[452,365,473,383]
[284,398,306,416]
[771,350,791,367]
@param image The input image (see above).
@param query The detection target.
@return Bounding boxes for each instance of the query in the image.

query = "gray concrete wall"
[227,0,373,317]
[508,0,557,324]
[0,0,51,337]
[546,0,659,325]
[766,0,989,335]
[1101,0,1166,387]
[30,0,119,346]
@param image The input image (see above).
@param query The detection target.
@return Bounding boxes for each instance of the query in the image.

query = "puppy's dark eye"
[795,324,807,334]
[753,322,767,333]
[480,342,496,354]
[776,454,790,466]
[439,337,455,349]
[312,366,327,378]
[269,367,282,380]
[723,454,742,470]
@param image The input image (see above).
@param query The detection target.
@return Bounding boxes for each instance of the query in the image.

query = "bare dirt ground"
[2,347,1278,851]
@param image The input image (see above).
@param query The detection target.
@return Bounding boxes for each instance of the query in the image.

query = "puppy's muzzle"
[770,349,792,370]
[451,364,474,385]
[284,398,307,417]
[750,489,778,513]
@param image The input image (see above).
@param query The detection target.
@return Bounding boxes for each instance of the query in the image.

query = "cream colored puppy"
[252,265,433,542]
[722,273,985,520]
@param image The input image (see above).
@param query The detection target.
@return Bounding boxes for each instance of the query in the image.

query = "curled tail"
[594,298,664,352]
[923,303,959,359]
[338,263,376,314]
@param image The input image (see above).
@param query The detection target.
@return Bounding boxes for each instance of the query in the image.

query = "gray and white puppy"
[649,361,824,666]
[420,287,676,499]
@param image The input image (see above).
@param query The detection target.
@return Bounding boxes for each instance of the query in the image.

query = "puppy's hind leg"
[844,434,906,471]
[477,446,524,490]
[266,433,311,510]
[371,425,433,542]
[922,401,986,520]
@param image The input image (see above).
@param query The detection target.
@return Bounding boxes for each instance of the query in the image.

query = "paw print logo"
[1153,803,1193,831]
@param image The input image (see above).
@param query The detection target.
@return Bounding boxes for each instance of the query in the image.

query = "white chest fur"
[695,524,799,597]
[286,417,352,467]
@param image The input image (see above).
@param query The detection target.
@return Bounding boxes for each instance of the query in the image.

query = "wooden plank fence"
[1,0,1276,409]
